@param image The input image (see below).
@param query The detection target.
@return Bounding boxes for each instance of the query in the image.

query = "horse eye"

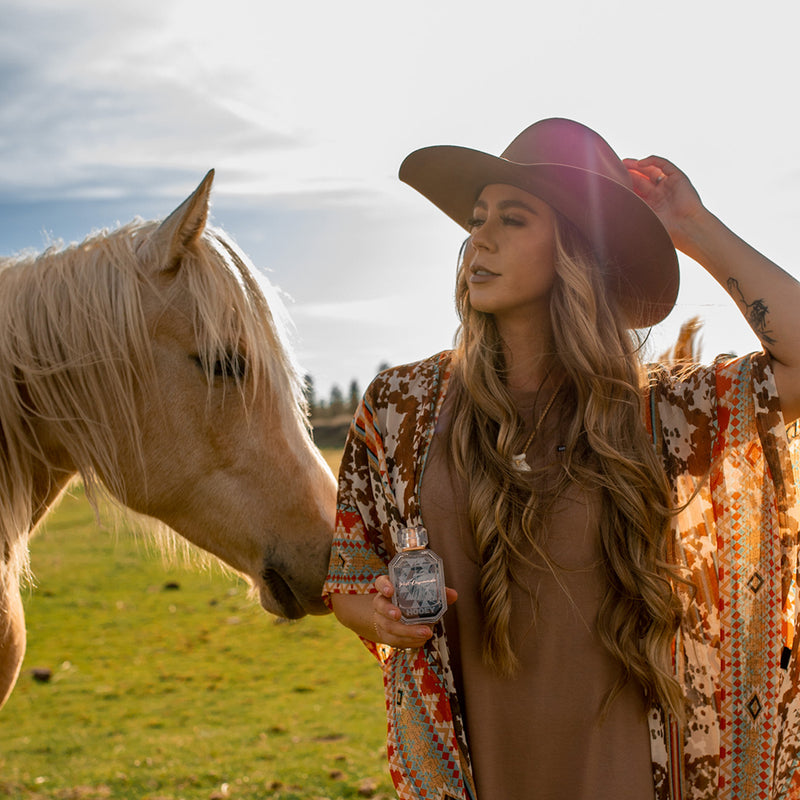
[216,351,247,380]
[193,351,247,381]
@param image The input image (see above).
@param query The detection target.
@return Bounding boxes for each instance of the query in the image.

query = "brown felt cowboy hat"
[398,118,679,328]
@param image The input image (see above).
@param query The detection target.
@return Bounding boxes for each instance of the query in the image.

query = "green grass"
[0,450,394,800]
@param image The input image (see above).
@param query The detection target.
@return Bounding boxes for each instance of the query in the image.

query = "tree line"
[304,362,390,421]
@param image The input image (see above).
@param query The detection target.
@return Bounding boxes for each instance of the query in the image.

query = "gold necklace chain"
[511,377,565,473]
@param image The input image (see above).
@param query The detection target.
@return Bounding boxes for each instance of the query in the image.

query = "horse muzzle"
[258,567,328,619]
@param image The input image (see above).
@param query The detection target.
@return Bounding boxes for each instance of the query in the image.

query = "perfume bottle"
[388,526,447,625]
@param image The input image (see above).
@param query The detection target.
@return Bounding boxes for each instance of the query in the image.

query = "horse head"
[0,172,338,706]
[117,171,338,619]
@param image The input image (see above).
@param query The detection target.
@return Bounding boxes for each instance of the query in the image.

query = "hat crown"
[501,118,632,190]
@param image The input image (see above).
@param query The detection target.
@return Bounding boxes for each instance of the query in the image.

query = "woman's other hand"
[623,156,706,254]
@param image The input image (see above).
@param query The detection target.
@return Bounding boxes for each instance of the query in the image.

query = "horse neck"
[0,396,77,549]
[29,465,76,529]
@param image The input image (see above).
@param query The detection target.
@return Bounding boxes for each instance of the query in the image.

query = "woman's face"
[464,184,557,323]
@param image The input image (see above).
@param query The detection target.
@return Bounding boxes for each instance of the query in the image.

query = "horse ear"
[151,169,215,273]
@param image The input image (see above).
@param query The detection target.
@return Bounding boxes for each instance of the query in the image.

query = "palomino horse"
[0,171,337,708]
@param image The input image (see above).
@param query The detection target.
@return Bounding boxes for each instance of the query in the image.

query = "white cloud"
[293,298,405,325]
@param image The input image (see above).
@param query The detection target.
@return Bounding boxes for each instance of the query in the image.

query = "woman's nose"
[470,220,495,251]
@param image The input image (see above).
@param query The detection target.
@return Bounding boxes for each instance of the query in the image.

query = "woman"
[323,118,800,800]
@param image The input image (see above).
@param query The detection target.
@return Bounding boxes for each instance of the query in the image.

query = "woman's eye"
[467,214,525,229]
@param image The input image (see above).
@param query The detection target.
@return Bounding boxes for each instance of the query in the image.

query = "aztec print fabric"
[323,349,800,800]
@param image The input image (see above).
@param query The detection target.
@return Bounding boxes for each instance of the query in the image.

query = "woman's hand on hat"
[623,156,706,253]
[371,574,458,649]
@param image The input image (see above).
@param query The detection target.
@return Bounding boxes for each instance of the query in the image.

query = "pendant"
[511,453,532,472]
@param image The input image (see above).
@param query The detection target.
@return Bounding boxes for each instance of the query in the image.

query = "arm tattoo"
[727,277,777,345]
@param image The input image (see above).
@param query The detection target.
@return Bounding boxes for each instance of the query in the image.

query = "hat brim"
[399,145,679,329]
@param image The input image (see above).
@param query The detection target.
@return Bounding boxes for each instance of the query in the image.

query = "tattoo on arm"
[727,277,777,345]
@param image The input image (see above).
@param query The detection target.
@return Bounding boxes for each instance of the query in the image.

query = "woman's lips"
[469,265,499,283]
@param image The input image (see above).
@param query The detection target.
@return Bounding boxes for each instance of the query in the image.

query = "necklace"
[510,377,564,472]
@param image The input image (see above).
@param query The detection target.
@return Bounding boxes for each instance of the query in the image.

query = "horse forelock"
[191,226,309,430]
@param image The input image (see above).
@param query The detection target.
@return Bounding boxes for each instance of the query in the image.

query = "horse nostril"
[261,567,304,619]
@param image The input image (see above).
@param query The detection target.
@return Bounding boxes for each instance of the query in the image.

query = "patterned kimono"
[323,349,800,800]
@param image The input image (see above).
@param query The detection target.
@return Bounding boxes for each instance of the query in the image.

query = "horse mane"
[0,218,308,584]
[658,315,703,366]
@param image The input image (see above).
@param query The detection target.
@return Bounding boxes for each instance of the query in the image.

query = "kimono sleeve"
[322,387,393,602]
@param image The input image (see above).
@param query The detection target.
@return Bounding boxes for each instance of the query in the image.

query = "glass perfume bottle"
[388,526,447,625]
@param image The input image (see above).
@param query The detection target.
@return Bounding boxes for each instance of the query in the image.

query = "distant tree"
[303,373,316,414]
[348,379,361,413]
[329,384,344,417]
[377,361,391,374]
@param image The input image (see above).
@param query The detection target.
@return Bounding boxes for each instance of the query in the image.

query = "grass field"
[0,450,395,800]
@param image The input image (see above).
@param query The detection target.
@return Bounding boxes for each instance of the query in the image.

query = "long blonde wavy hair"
[447,212,685,719]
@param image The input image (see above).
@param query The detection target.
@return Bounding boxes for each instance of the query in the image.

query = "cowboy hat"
[398,118,679,328]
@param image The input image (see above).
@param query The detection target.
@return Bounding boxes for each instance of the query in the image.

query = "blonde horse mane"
[0,216,307,586]
[658,315,703,366]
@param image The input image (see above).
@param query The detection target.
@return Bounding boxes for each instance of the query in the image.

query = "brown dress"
[420,391,655,800]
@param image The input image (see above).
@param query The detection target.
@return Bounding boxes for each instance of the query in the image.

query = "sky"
[2,0,799,400]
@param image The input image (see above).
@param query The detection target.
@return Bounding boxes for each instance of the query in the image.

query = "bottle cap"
[397,526,428,549]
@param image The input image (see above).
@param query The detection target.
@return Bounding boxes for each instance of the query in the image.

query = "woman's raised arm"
[626,156,800,422]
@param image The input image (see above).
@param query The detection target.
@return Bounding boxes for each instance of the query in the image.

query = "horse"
[0,170,337,708]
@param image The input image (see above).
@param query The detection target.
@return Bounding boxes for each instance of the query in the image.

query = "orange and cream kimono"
[323,349,800,800]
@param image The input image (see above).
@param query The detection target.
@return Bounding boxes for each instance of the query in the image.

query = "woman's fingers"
[623,157,669,193]
[370,574,457,648]
[372,605,433,648]
[374,574,394,598]
[371,577,433,647]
